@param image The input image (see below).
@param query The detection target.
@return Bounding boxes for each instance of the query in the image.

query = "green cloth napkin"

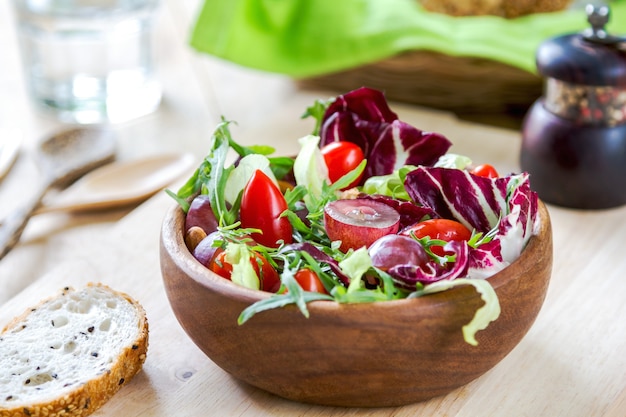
[190,0,626,78]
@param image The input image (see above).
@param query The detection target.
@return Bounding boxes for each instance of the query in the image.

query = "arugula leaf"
[283,184,308,209]
[165,156,214,213]
[332,285,399,303]
[165,118,235,224]
[267,156,295,180]
[238,261,333,324]
[301,97,334,136]
[167,117,294,220]
[329,159,366,191]
[206,122,236,225]
[237,291,333,324]
[227,135,295,180]
[165,188,191,213]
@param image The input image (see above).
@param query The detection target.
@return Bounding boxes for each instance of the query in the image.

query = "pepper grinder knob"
[583,4,623,44]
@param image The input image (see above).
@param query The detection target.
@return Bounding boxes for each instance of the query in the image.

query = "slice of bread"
[0,283,149,417]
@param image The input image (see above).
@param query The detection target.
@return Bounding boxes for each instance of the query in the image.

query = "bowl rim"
[161,200,551,312]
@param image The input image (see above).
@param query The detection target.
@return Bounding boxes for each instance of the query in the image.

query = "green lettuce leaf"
[410,278,501,346]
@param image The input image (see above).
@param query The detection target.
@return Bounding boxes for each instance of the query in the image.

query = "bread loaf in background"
[419,0,572,17]
[0,284,149,417]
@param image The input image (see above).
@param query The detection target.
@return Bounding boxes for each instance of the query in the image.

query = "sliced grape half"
[323,199,400,251]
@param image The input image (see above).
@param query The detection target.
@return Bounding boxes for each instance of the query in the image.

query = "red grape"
[185,194,218,234]
[368,235,429,271]
[192,231,221,267]
[324,199,400,252]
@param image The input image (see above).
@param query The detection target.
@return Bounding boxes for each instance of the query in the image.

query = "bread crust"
[0,283,149,417]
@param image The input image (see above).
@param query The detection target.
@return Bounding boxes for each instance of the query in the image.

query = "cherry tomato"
[253,252,281,293]
[470,164,499,178]
[208,248,232,278]
[320,141,365,189]
[240,170,293,248]
[209,248,281,293]
[294,269,328,294]
[400,218,472,256]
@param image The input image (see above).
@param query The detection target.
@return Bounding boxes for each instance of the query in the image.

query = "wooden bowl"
[160,202,552,407]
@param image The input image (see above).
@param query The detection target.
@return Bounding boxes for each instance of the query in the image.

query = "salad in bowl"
[167,87,540,346]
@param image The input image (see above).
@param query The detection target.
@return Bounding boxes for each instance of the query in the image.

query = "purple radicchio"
[403,166,539,279]
[319,87,452,182]
[496,172,539,264]
[404,166,508,233]
[388,240,469,289]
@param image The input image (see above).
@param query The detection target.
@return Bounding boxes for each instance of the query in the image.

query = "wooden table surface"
[1,1,625,416]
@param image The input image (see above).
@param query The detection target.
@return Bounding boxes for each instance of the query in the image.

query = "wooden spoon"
[36,153,195,214]
[0,128,117,260]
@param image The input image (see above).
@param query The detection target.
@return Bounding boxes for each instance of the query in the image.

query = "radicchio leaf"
[496,175,540,263]
[504,173,539,242]
[467,239,506,279]
[404,166,539,277]
[319,87,452,181]
[404,166,510,233]
[387,241,469,290]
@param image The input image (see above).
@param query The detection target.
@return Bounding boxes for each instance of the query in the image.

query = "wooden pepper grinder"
[521,4,626,209]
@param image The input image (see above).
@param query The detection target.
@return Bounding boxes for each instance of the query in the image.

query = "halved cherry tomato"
[240,170,293,248]
[470,164,499,178]
[208,249,232,278]
[320,141,365,189]
[400,218,472,256]
[209,248,281,293]
[294,269,328,294]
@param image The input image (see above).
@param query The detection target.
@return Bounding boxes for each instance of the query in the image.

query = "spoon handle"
[0,184,48,260]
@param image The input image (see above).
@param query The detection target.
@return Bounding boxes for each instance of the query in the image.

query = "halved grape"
[192,231,221,267]
[324,199,400,251]
[185,194,218,234]
[368,234,429,271]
